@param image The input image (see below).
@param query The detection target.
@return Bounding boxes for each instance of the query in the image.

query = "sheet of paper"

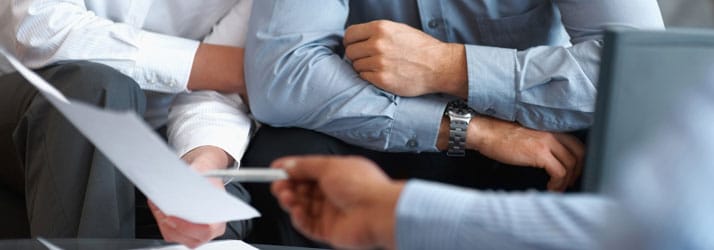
[1,50,259,223]
[134,240,258,250]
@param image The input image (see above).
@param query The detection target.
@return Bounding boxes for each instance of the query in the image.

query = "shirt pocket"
[476,2,554,50]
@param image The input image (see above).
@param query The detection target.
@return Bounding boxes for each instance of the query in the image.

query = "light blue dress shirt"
[395,82,714,250]
[245,0,664,152]
[396,181,610,250]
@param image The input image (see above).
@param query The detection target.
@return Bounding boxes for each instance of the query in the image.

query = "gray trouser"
[0,61,251,239]
[0,61,145,238]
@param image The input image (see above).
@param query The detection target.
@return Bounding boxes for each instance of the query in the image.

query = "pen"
[201,168,288,183]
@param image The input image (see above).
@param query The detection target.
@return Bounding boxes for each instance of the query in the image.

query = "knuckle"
[372,40,387,52]
[542,133,557,142]
[375,57,388,68]
[552,169,567,179]
[345,47,355,59]
[373,73,388,84]
[373,20,390,31]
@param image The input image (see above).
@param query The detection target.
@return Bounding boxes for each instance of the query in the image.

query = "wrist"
[369,181,405,250]
[436,43,468,99]
[465,116,488,151]
[181,145,234,173]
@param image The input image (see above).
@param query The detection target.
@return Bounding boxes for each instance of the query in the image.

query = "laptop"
[583,28,714,192]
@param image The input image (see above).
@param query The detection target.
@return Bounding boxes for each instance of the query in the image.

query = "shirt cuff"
[396,180,476,250]
[465,44,518,121]
[135,30,199,93]
[171,127,252,168]
[387,95,449,152]
[168,94,254,166]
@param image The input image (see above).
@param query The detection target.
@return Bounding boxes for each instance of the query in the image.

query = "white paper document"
[1,50,259,224]
[135,240,258,250]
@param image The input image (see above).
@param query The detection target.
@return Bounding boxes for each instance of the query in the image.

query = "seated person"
[236,0,663,245]
[0,0,254,247]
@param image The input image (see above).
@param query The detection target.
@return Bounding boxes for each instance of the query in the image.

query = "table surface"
[0,239,326,250]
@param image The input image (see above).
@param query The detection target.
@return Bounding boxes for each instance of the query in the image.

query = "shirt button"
[407,139,418,148]
[485,108,496,115]
[428,19,440,29]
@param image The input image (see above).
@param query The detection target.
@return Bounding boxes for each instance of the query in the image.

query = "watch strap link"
[445,100,475,157]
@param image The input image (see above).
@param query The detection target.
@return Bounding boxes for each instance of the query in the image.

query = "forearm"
[246,0,448,152]
[188,44,246,96]
[395,180,612,250]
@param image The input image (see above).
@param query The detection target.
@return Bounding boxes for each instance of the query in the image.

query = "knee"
[47,61,146,114]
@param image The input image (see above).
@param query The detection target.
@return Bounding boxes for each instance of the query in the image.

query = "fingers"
[538,149,568,192]
[555,134,586,186]
[545,135,577,190]
[345,41,378,62]
[344,22,379,46]
[271,156,334,181]
[148,200,225,248]
[168,216,226,242]
[352,56,383,73]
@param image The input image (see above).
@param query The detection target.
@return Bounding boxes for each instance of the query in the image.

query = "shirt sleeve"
[245,0,450,153]
[10,0,199,93]
[466,0,665,131]
[396,180,613,250]
[167,0,254,163]
[167,91,253,164]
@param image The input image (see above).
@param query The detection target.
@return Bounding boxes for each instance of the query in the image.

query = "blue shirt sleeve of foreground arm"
[396,180,614,250]
[245,0,450,152]
[466,0,664,131]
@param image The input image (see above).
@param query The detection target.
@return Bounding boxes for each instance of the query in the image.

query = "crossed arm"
[245,0,662,191]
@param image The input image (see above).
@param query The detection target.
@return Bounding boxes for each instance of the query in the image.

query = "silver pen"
[202,168,288,183]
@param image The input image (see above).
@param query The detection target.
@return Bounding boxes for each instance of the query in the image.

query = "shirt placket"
[416,0,449,41]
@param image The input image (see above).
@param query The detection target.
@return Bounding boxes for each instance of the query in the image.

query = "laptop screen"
[583,28,714,192]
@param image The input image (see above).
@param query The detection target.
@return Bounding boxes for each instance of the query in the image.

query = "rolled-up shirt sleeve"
[167,0,254,163]
[11,0,198,93]
[245,0,449,153]
[396,180,614,250]
[466,0,664,131]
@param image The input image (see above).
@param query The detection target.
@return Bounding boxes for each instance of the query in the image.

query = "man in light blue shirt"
[243,0,664,190]
[241,0,663,245]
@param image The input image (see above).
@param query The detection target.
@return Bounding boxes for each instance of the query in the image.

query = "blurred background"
[659,0,714,28]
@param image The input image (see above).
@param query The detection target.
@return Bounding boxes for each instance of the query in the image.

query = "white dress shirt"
[0,0,254,161]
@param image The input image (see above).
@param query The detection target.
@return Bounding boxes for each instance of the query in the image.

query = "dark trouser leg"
[241,126,549,246]
[0,61,146,238]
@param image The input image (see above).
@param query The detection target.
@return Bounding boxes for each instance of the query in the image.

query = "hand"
[271,156,404,250]
[344,20,467,98]
[467,117,585,192]
[148,146,234,248]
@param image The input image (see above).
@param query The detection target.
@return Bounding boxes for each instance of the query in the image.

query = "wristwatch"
[444,100,476,157]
